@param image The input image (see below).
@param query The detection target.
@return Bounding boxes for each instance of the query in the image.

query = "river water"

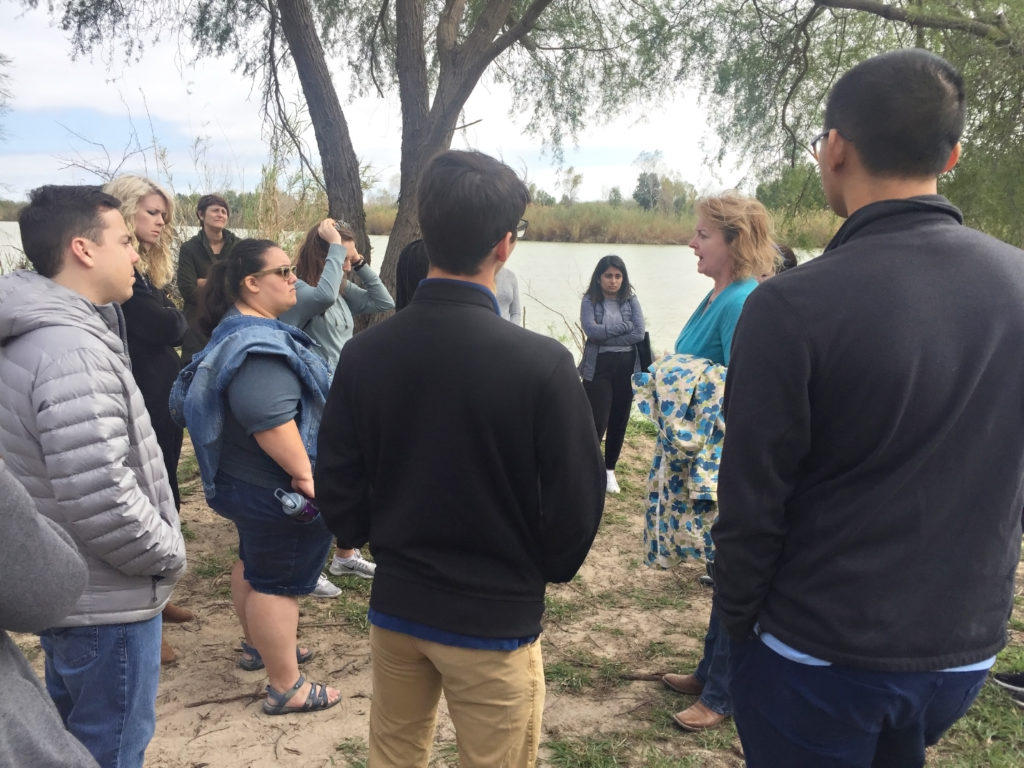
[1,223,818,356]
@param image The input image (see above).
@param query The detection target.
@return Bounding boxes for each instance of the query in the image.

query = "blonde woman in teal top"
[674,196,777,366]
[661,193,777,733]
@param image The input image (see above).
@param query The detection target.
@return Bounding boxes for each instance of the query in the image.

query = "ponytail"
[198,238,278,336]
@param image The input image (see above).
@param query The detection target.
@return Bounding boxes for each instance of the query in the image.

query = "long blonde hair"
[697,194,777,281]
[103,175,176,289]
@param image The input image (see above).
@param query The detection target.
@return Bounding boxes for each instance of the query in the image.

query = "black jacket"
[714,196,1024,672]
[123,270,188,507]
[176,228,239,363]
[316,279,605,638]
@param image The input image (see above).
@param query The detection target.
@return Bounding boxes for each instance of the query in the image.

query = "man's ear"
[494,231,514,265]
[824,128,848,173]
[67,236,92,268]
[941,142,961,174]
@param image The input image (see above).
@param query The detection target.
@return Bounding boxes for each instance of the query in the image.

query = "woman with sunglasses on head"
[647,193,776,733]
[170,239,340,716]
[579,255,645,494]
[103,175,195,664]
[281,219,395,593]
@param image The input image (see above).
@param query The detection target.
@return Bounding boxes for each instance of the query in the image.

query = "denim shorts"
[209,473,333,595]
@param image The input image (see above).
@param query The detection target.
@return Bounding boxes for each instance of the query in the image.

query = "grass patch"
[599,507,630,528]
[626,414,658,440]
[192,550,234,580]
[179,519,196,542]
[929,683,1024,767]
[618,584,694,613]
[334,736,368,767]
[546,660,594,693]
[303,582,371,634]
[545,734,634,767]
[429,740,459,766]
[545,649,629,695]
[545,594,588,625]
[176,451,200,488]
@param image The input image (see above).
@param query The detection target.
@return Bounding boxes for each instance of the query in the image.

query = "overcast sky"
[1,3,742,203]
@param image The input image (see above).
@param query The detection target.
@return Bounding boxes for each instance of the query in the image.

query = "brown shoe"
[162,602,195,624]
[160,637,177,665]
[672,701,727,731]
[662,672,704,696]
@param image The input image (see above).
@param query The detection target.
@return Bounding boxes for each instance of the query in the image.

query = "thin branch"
[262,3,325,191]
[368,0,393,98]
[815,0,1017,51]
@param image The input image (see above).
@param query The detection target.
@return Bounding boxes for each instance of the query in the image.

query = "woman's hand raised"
[317,218,342,246]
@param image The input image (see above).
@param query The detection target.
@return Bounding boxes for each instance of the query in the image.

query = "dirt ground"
[18,427,743,767]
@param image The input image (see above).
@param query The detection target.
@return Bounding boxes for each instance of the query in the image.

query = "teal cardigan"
[673,279,758,365]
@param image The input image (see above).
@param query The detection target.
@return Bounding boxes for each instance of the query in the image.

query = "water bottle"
[274,488,320,522]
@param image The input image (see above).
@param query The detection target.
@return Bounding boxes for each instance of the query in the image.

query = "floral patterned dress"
[633,353,727,569]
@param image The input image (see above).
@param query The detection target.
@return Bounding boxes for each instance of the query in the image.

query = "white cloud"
[1,4,736,201]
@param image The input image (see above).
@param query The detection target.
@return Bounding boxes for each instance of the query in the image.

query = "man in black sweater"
[316,150,605,768]
[713,49,1024,767]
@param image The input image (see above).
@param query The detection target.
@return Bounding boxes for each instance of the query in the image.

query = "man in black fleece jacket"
[713,49,1024,767]
[316,150,605,768]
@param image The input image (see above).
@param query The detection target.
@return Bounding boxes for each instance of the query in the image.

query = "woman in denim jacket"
[170,239,340,716]
[579,255,645,494]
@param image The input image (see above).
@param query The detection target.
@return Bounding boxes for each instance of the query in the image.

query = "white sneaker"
[606,469,620,494]
[312,573,342,598]
[328,550,376,579]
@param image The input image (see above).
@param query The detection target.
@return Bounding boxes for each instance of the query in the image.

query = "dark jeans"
[729,636,987,768]
[582,350,635,470]
[694,602,732,715]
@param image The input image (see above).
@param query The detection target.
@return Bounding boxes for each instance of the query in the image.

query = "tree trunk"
[276,0,370,258]
[378,0,552,296]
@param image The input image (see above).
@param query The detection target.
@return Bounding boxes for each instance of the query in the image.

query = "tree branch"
[368,0,393,98]
[814,0,1015,49]
[262,4,326,190]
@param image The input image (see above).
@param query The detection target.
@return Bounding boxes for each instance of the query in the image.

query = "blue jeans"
[694,604,732,715]
[39,615,162,768]
[729,636,987,768]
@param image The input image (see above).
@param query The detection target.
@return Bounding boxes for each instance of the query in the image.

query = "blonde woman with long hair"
[104,175,193,661]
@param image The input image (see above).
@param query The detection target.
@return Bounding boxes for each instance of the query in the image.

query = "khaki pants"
[368,624,545,768]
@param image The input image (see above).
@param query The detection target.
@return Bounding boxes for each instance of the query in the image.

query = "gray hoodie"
[0,270,185,626]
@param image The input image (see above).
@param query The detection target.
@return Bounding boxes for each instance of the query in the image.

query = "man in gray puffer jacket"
[0,186,186,768]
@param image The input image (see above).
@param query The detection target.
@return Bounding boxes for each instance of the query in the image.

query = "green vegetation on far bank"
[364,201,838,250]
[0,196,837,251]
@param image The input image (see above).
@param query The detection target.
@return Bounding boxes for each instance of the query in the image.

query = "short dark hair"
[585,255,635,304]
[196,193,230,223]
[18,185,122,277]
[825,49,965,178]
[417,150,529,275]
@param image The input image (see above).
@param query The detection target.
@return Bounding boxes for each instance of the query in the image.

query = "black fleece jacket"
[714,196,1024,672]
[316,279,605,638]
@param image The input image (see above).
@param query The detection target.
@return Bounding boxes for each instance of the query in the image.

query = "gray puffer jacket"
[0,271,186,627]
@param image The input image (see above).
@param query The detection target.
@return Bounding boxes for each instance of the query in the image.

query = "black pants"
[583,350,635,470]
